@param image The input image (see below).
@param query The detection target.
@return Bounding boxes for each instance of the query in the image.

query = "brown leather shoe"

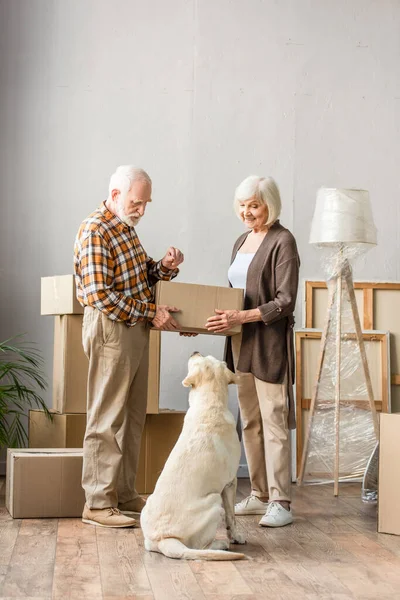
[118,496,147,514]
[82,504,137,528]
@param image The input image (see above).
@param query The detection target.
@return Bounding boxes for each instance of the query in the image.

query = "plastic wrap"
[361,442,379,503]
[301,257,378,486]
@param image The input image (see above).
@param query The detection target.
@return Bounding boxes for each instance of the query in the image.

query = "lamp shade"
[309,188,377,246]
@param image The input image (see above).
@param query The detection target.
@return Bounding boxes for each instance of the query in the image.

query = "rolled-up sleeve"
[146,256,179,287]
[258,254,300,326]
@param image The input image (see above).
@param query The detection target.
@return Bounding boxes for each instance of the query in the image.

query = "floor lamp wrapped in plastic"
[298,188,379,496]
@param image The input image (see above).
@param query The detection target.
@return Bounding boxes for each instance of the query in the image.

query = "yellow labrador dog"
[140,352,246,560]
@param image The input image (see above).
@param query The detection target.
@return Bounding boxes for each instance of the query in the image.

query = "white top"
[228,252,255,289]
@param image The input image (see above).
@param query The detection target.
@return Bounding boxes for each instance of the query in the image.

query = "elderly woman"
[206,175,300,527]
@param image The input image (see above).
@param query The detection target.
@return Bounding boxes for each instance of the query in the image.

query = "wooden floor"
[1,477,400,600]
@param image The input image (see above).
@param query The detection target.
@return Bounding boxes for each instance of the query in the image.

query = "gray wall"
[1,0,399,461]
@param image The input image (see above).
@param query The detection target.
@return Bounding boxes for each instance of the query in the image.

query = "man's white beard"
[117,195,140,227]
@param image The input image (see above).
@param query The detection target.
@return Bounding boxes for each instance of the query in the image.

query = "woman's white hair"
[108,165,152,198]
[234,175,282,227]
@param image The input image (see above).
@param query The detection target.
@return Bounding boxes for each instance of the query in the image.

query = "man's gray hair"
[234,175,282,227]
[108,165,152,198]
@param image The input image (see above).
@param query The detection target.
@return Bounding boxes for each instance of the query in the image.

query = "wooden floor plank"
[189,561,253,596]
[281,517,359,564]
[326,562,399,597]
[10,519,58,565]
[277,561,354,598]
[234,516,275,563]
[0,597,52,600]
[359,530,400,557]
[234,560,307,598]
[102,596,154,600]
[0,519,21,566]
[96,527,152,597]
[329,532,399,563]
[340,511,379,534]
[0,565,8,590]
[203,595,293,600]
[135,528,207,600]
[52,519,102,600]
[0,518,57,598]
[308,515,359,534]
[0,561,55,598]
[144,553,207,600]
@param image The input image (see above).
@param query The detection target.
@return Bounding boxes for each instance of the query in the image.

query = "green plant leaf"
[0,336,50,448]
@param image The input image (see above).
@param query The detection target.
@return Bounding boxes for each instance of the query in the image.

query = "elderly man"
[74,165,183,528]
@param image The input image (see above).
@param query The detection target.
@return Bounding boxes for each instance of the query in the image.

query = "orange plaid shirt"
[74,202,177,326]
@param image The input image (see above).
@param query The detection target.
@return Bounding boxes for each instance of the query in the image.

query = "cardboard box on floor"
[53,315,160,414]
[155,281,244,335]
[41,275,84,315]
[378,413,400,535]
[8,412,185,518]
[136,411,186,494]
[6,448,85,518]
[28,410,87,448]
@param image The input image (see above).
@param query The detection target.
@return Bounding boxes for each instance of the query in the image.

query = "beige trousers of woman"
[232,334,291,502]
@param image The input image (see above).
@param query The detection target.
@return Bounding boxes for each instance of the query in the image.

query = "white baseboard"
[237,464,249,478]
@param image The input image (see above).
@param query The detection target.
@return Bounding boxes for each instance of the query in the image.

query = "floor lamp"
[298,188,379,496]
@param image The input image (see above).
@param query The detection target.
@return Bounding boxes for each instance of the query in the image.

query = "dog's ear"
[182,366,199,387]
[226,368,238,385]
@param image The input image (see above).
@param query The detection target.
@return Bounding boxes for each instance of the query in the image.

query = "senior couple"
[74,165,300,529]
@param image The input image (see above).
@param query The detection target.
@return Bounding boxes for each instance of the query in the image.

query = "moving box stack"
[6,276,243,518]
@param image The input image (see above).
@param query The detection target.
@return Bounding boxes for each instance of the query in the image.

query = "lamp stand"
[298,258,379,496]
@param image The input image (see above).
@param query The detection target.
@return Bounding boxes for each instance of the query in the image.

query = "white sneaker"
[235,495,269,515]
[259,501,293,527]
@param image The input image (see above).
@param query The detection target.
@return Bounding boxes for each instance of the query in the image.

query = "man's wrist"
[146,303,157,321]
[160,259,173,272]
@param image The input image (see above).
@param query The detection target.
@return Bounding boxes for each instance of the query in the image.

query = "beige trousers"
[232,334,291,502]
[82,307,149,509]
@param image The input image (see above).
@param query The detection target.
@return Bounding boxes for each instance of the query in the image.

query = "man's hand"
[179,332,199,337]
[152,305,180,331]
[205,309,244,334]
[161,247,184,270]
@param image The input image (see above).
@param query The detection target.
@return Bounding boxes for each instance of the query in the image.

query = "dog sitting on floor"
[140,352,246,560]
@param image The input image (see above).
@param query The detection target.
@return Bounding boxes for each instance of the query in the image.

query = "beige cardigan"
[224,220,300,429]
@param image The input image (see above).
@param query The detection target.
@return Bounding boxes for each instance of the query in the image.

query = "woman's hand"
[205,309,244,334]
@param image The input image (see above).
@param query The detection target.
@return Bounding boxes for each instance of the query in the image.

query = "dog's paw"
[211,540,230,551]
[230,532,246,545]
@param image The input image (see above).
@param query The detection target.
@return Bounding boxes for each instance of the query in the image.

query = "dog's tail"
[157,538,245,561]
